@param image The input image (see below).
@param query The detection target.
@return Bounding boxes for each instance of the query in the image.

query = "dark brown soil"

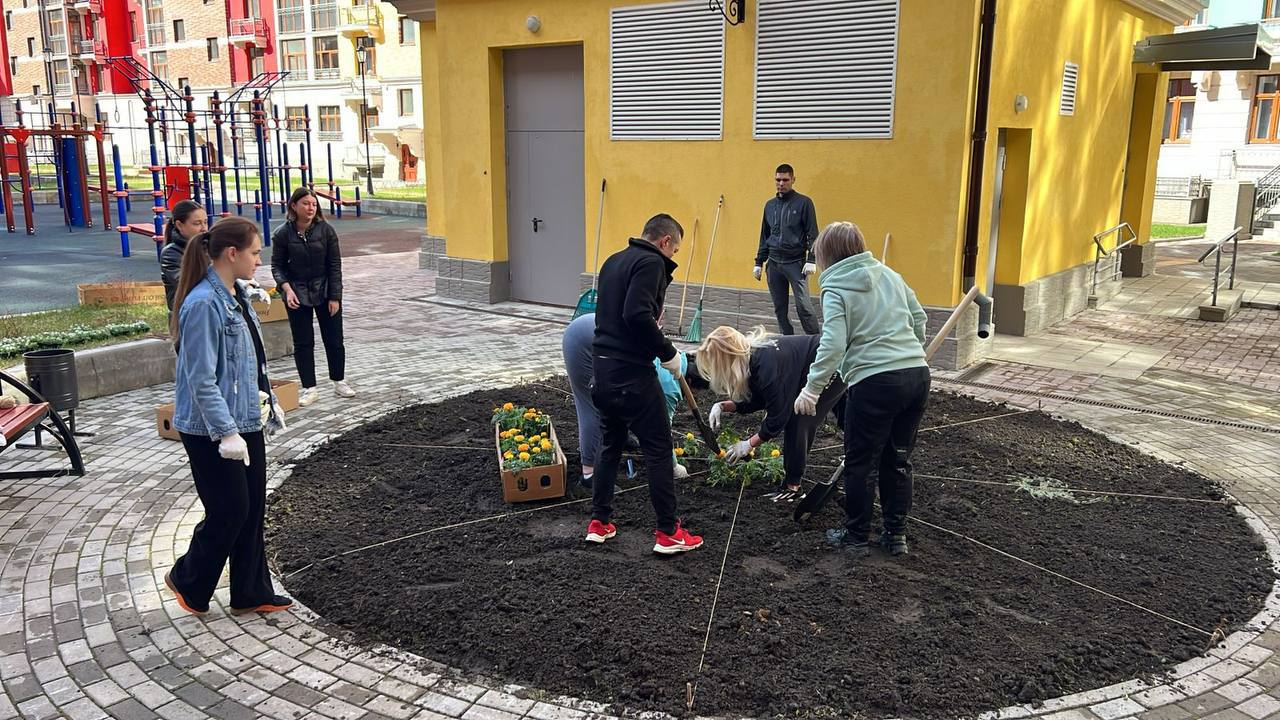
[265,377,1274,720]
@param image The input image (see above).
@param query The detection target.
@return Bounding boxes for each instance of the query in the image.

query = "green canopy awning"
[1134,24,1274,70]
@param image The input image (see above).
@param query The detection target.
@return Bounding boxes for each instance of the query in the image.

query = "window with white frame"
[754,0,898,139]
[609,0,724,140]
[399,88,413,116]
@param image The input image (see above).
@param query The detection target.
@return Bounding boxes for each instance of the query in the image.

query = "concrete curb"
[361,197,426,218]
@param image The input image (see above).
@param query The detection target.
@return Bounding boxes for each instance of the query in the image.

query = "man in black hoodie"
[587,213,704,555]
[753,164,820,335]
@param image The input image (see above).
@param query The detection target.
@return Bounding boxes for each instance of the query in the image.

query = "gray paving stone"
[105,698,162,720]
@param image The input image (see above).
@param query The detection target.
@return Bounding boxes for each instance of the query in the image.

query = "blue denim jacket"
[173,266,276,439]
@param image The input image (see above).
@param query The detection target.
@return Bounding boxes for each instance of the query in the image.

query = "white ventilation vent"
[1060,61,1079,116]
[754,0,899,139]
[610,1,724,140]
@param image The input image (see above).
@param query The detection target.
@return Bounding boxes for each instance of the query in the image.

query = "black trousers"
[841,367,930,539]
[766,259,820,335]
[171,431,274,610]
[287,303,345,387]
[780,380,846,489]
[591,357,678,534]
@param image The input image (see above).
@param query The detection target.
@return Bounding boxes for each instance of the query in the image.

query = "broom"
[571,179,607,319]
[683,195,723,342]
[675,217,699,334]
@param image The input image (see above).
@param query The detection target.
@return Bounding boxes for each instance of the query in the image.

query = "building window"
[172,19,184,41]
[609,0,723,140]
[48,11,65,53]
[281,39,306,78]
[399,17,416,45]
[177,76,189,90]
[248,47,265,76]
[129,12,137,42]
[398,88,413,116]
[9,57,16,75]
[1266,1,1279,19]
[207,38,219,61]
[312,1,337,31]
[150,51,167,80]
[53,61,69,93]
[317,104,341,140]
[278,0,305,34]
[314,36,338,78]
[1163,78,1195,143]
[27,38,34,56]
[356,44,376,75]
[1251,75,1280,142]
[145,0,165,46]
[361,105,378,134]
[1183,8,1208,25]
[4,12,11,30]
[32,85,40,97]
[285,105,306,129]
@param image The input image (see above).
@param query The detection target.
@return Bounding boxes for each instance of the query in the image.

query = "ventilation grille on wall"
[1060,61,1079,116]
[754,0,899,139]
[609,0,724,140]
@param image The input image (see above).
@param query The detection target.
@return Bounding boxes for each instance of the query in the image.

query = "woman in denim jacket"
[164,216,291,616]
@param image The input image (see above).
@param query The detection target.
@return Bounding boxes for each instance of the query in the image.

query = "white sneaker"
[334,380,356,398]
[298,387,320,407]
[673,460,689,480]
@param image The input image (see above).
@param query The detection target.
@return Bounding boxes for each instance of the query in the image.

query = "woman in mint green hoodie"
[793,221,929,556]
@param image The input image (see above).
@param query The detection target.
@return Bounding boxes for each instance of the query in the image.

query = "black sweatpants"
[591,357,678,534]
[765,259,820,335]
[287,303,345,388]
[170,431,274,610]
[780,380,846,489]
[841,367,930,539]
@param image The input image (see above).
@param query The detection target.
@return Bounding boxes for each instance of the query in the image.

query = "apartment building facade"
[0,0,422,184]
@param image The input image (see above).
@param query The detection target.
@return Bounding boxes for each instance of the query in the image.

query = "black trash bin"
[23,348,81,437]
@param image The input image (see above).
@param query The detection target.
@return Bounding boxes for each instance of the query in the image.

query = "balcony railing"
[228,17,268,47]
[338,5,383,38]
[49,36,68,54]
[67,0,102,12]
[317,130,342,142]
[314,66,340,80]
[72,38,97,57]
[146,23,166,47]
[311,2,337,30]
[54,82,72,95]
[277,7,305,34]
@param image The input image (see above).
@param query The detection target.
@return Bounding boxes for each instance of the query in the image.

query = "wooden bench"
[0,370,86,480]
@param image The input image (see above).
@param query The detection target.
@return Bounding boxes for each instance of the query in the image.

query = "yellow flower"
[503,402,514,411]
[514,434,525,442]
[518,452,530,461]
[540,441,552,451]
[674,447,685,457]
[504,451,514,460]
[493,407,500,413]
[718,449,726,458]
[686,432,694,440]
[518,444,530,452]
[529,408,537,414]
[771,449,781,457]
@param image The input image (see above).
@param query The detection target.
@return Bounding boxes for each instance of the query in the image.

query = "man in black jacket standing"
[586,213,704,555]
[753,164,820,335]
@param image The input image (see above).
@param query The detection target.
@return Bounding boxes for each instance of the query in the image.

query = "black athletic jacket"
[592,238,678,367]
[733,334,821,441]
[754,189,818,265]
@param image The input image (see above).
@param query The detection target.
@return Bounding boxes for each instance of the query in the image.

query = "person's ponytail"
[170,232,212,340]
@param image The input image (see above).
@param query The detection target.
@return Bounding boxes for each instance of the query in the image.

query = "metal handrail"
[1091,222,1137,294]
[1253,162,1280,230]
[1197,226,1243,308]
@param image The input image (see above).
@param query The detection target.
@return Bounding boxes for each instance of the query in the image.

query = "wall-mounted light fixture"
[525,15,541,33]
[709,0,744,26]
[1014,94,1028,113]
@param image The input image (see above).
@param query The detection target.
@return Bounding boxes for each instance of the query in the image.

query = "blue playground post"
[212,91,230,218]
[144,93,165,251]
[334,186,342,219]
[253,92,272,244]
[113,144,130,258]
[59,138,88,227]
[354,186,361,218]
[254,189,261,222]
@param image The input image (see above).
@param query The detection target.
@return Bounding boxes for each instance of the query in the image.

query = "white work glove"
[725,439,753,463]
[236,278,271,305]
[218,432,251,466]
[793,388,820,416]
[673,459,689,480]
[708,401,728,431]
[660,352,683,378]
[802,262,817,276]
[752,265,762,281]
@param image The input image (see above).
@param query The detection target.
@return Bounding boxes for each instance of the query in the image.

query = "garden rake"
[675,217,699,334]
[683,195,724,342]
[792,283,983,524]
[571,179,607,320]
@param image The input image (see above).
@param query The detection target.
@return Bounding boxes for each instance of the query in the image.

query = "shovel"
[792,284,983,523]
[678,375,721,456]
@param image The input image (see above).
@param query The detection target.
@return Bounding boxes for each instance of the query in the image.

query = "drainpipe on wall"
[961,0,997,338]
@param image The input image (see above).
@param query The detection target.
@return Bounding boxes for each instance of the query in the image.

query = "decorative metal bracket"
[710,0,744,25]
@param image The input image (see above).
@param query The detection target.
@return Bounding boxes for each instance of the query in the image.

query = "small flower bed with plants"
[493,402,558,472]
[678,428,785,488]
[0,321,151,360]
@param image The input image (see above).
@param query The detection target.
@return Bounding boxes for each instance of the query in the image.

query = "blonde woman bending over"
[697,325,845,500]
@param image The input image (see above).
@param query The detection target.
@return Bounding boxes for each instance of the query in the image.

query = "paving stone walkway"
[2,250,1280,720]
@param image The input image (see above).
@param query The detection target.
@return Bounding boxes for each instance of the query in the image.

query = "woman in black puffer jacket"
[270,187,355,407]
[160,200,208,313]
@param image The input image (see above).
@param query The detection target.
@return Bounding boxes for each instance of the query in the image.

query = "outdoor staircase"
[1251,161,1280,237]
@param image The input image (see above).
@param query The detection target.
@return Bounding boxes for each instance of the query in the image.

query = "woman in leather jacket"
[160,200,208,312]
[270,187,355,406]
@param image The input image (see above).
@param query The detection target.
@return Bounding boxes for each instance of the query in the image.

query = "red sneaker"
[584,519,617,543]
[653,522,703,554]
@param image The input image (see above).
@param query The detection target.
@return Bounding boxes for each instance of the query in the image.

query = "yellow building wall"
[376,3,421,76]
[421,21,446,238]
[426,0,981,306]
[976,0,1171,289]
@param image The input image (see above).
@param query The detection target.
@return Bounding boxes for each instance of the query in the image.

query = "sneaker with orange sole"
[584,519,616,543]
[653,522,703,554]
[164,570,209,616]
[230,595,294,615]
